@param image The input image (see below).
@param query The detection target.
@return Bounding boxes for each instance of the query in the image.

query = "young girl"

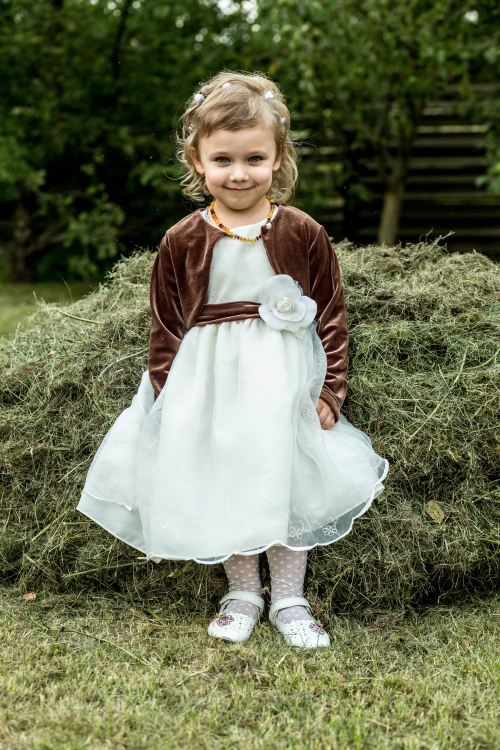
[78,72,388,649]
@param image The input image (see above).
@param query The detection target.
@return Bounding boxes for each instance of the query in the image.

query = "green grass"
[1,587,499,749]
[0,282,95,338]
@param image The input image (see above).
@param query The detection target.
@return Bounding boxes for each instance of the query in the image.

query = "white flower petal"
[267,290,301,312]
[276,296,294,314]
[258,276,317,335]
[301,296,317,326]
[258,304,286,330]
[259,275,299,304]
[272,299,306,322]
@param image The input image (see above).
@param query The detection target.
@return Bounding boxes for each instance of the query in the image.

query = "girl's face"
[193,124,282,212]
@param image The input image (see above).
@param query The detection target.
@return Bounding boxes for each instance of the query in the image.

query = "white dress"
[78,214,388,563]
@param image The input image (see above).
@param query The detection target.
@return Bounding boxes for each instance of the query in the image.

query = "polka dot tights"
[222,554,262,619]
[266,546,315,624]
[222,546,314,624]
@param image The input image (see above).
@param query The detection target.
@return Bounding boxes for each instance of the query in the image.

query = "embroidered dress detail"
[77,213,388,564]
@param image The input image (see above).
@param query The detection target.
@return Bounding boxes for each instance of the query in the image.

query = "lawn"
[0,282,95,338]
[1,587,499,750]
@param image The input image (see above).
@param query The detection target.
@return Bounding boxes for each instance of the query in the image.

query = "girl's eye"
[248,156,263,163]
[215,156,230,163]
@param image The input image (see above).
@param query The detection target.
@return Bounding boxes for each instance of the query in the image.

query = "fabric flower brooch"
[258,275,317,333]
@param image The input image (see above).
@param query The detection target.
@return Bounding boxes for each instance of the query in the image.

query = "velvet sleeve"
[309,226,349,422]
[148,233,185,398]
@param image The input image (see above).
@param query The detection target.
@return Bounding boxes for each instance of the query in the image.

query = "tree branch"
[9,221,65,262]
[112,0,133,80]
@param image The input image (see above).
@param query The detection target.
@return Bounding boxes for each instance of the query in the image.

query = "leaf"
[425,500,445,524]
[23,592,36,601]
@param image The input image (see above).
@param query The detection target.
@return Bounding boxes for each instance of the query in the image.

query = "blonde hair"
[177,71,298,204]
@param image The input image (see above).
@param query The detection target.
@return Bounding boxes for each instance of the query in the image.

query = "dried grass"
[1,240,499,611]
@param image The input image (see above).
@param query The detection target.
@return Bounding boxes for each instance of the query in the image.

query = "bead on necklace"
[209,199,276,243]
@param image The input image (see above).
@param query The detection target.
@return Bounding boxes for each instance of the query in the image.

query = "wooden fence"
[302,86,500,260]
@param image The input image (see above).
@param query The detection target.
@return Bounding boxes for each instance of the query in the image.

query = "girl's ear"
[191,147,205,175]
[272,147,284,172]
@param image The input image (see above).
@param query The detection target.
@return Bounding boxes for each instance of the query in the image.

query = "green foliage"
[0,0,256,280]
[259,0,500,225]
[0,0,499,279]
[478,152,500,194]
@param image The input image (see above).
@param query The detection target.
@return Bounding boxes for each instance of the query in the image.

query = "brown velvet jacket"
[149,204,349,422]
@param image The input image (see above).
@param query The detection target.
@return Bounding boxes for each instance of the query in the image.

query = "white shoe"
[269,597,331,649]
[208,591,265,644]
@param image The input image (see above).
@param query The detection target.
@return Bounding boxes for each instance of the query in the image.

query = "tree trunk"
[378,179,405,245]
[376,146,410,246]
[373,97,424,247]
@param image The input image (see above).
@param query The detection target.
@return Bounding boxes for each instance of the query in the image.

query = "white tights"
[222,546,315,624]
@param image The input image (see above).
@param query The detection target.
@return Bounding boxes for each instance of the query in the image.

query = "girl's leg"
[266,546,315,623]
[222,554,262,619]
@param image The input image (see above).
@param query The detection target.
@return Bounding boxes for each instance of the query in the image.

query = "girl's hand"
[316,398,335,430]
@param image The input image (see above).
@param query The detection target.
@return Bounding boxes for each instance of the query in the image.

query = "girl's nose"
[230,163,248,182]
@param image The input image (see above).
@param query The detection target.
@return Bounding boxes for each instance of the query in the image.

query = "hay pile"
[1,241,499,612]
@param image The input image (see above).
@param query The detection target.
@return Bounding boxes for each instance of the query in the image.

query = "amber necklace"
[209,198,276,243]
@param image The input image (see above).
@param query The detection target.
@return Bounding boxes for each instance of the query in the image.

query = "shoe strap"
[219,591,265,614]
[269,597,312,627]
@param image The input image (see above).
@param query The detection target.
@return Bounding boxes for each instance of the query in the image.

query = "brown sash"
[195,301,260,327]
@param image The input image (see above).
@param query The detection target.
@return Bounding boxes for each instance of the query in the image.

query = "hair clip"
[262,90,274,99]
[188,123,194,131]
[280,117,286,124]
[221,82,231,88]
[193,93,205,103]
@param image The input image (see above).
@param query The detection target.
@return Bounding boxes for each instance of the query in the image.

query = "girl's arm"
[148,233,185,398]
[309,227,349,424]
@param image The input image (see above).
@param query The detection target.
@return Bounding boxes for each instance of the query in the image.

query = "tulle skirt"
[78,320,388,563]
